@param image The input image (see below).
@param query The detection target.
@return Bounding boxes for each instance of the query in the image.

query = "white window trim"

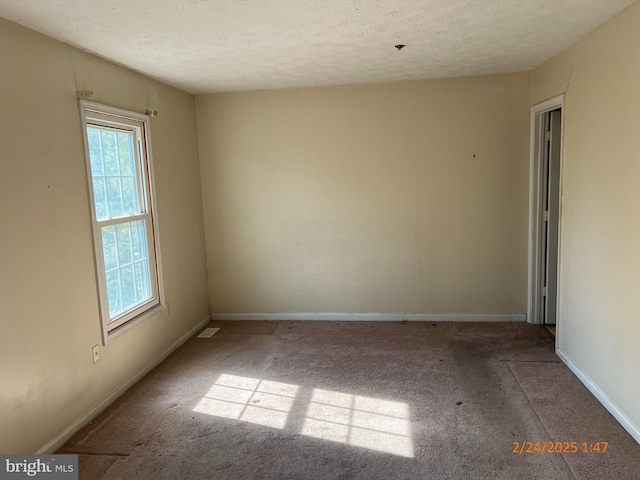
[79,100,165,344]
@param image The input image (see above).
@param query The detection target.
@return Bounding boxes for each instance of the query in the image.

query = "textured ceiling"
[0,0,635,94]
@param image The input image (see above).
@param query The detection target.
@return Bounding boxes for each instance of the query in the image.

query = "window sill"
[104,303,165,344]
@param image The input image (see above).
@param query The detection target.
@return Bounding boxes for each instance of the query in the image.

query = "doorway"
[528,96,564,336]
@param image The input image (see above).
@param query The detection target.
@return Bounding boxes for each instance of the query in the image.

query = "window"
[80,101,163,342]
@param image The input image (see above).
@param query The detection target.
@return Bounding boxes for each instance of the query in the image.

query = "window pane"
[139,258,151,299]
[117,133,135,175]
[87,128,104,176]
[101,130,119,176]
[106,177,123,218]
[101,219,152,319]
[92,177,108,219]
[120,264,136,310]
[121,177,137,214]
[105,269,122,316]
[134,261,148,300]
[116,223,133,265]
[86,126,141,220]
[102,225,117,271]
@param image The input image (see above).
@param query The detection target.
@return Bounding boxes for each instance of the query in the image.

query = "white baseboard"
[210,313,526,322]
[36,315,211,454]
[557,349,640,445]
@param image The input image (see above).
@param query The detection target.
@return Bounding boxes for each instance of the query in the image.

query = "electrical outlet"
[166,301,172,316]
[92,345,100,364]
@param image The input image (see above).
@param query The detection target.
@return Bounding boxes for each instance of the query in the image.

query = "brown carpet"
[58,321,640,479]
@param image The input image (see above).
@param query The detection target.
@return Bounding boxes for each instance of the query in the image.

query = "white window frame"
[79,101,164,344]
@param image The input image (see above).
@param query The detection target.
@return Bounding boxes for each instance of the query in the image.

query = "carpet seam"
[506,362,578,480]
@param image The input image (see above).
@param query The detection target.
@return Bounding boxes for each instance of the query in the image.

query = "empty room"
[1,1,640,479]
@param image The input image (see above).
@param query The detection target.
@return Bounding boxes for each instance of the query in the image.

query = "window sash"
[80,101,162,342]
[87,124,147,220]
[94,213,159,331]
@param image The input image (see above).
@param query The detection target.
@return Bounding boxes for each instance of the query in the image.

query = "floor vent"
[197,327,220,338]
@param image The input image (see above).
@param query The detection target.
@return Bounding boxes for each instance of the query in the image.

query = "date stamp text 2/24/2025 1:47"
[512,441,609,455]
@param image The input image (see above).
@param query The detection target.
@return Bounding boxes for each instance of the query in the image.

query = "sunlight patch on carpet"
[302,389,413,457]
[193,374,414,458]
[193,374,298,429]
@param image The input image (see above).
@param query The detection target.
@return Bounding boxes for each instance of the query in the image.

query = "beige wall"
[196,73,531,315]
[0,19,209,453]
[532,3,640,433]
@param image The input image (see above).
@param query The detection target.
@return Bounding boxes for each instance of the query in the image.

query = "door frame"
[527,95,565,336]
